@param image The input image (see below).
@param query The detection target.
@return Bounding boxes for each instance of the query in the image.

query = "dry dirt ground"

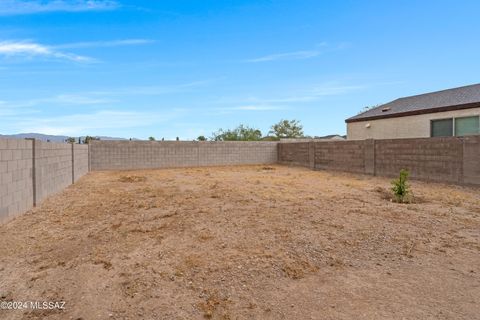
[0,165,479,320]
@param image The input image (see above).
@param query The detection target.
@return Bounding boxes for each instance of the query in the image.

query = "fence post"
[462,135,480,185]
[364,139,376,176]
[71,143,75,184]
[87,143,91,172]
[308,141,315,169]
[197,141,200,167]
[25,138,37,207]
[277,142,281,164]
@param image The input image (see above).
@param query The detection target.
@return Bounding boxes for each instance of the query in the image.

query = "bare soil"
[0,165,479,320]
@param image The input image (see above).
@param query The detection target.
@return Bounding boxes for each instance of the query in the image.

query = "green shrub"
[391,169,410,203]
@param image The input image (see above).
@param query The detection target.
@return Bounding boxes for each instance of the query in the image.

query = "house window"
[455,116,480,136]
[431,118,453,137]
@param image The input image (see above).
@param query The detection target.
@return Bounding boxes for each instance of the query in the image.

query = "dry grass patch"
[118,175,147,183]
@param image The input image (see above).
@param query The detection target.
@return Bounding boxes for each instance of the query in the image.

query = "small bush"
[391,169,410,203]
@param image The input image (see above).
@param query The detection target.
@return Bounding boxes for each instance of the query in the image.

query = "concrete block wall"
[35,141,75,203]
[0,138,34,223]
[89,141,278,170]
[74,144,89,182]
[278,136,480,186]
[198,142,278,166]
[0,138,89,223]
[374,137,463,183]
[3,135,478,223]
[462,136,480,185]
[314,140,366,174]
[277,142,310,167]
[278,141,368,173]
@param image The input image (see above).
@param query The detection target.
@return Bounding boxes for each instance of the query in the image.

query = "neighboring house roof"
[279,135,346,142]
[346,83,480,123]
[315,134,346,140]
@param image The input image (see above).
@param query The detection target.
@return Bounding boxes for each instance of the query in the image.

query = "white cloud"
[245,42,345,63]
[215,83,366,105]
[54,39,154,49]
[0,0,119,15]
[0,80,212,114]
[247,50,321,63]
[0,93,115,113]
[0,41,93,62]
[0,100,39,116]
[256,84,365,103]
[0,38,154,63]
[15,109,185,136]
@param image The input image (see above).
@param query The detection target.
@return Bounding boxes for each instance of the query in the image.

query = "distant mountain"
[0,133,129,143]
[0,133,69,142]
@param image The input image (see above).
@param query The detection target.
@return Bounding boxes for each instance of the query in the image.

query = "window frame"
[430,117,454,137]
[430,115,480,137]
[454,115,480,137]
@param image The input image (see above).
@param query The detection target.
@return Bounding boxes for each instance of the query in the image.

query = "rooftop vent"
[382,107,391,112]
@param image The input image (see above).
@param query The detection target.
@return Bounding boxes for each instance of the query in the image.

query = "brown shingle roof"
[346,83,480,123]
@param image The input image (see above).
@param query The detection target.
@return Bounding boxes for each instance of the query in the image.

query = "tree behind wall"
[211,125,262,141]
[197,135,207,141]
[269,119,304,138]
[84,136,100,144]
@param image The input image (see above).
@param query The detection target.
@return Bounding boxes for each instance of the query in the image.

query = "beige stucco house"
[346,83,480,140]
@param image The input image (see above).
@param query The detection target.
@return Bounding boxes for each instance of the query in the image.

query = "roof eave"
[345,102,480,123]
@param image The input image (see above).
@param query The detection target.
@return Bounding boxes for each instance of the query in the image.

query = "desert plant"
[391,169,410,203]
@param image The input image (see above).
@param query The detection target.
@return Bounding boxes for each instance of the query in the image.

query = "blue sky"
[0,0,479,139]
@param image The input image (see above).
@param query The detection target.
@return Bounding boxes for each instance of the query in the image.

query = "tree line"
[66,119,305,143]
[199,119,304,141]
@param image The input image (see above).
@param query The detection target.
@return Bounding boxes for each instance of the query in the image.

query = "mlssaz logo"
[30,301,66,310]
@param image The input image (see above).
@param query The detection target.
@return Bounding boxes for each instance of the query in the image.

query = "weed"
[391,169,411,203]
[261,166,275,171]
[118,175,146,183]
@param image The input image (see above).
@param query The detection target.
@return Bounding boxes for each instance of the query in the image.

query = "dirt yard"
[0,165,479,320]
